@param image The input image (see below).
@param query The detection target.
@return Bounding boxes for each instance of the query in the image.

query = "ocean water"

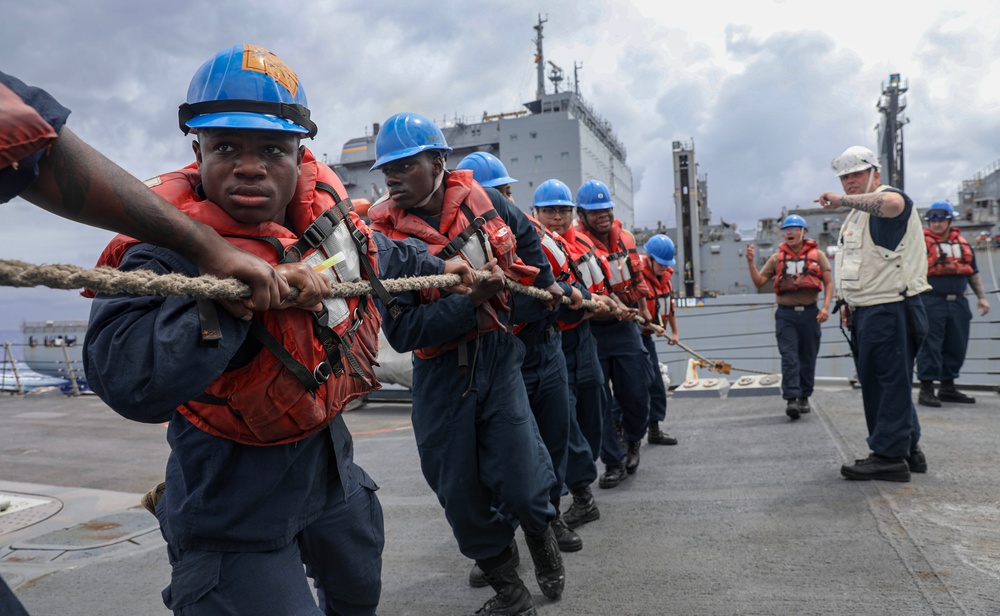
[0,327,75,391]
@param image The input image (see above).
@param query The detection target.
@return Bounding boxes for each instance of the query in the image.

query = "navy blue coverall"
[775,304,822,401]
[592,319,650,467]
[561,320,604,489]
[378,188,559,566]
[513,284,576,506]
[642,333,670,423]
[916,259,979,382]
[84,233,444,616]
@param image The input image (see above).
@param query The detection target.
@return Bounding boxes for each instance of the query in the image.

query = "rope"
[0,259,770,374]
[0,258,606,310]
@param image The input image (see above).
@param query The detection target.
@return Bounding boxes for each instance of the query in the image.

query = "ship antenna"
[548,61,564,93]
[573,61,582,94]
[534,13,548,100]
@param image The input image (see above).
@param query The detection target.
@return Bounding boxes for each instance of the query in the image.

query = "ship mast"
[673,140,701,298]
[534,14,548,100]
[876,73,908,190]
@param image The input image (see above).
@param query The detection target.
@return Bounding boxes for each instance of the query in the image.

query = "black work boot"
[523,524,565,600]
[563,486,600,529]
[938,380,976,404]
[598,464,627,489]
[470,540,519,588]
[550,513,582,552]
[647,421,678,445]
[796,398,811,414]
[906,444,928,473]
[476,553,536,616]
[840,453,910,482]
[785,398,801,420]
[625,440,641,474]
[918,381,942,407]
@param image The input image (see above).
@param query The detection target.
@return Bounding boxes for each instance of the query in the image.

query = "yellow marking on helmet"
[242,44,299,97]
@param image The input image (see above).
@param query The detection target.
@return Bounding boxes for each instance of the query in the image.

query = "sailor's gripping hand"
[274,262,332,312]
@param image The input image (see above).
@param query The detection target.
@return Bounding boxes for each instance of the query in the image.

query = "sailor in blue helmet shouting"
[746,214,833,420]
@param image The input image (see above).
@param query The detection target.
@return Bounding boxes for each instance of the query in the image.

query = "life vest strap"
[319,182,401,320]
[248,318,325,391]
[438,205,498,261]
[196,298,222,347]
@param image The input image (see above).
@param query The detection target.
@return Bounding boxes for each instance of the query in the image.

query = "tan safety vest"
[835,186,930,307]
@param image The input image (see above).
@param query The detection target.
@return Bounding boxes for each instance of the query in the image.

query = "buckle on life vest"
[300,210,341,251]
[313,361,333,384]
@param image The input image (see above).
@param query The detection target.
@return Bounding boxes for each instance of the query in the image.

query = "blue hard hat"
[924,200,956,221]
[644,234,676,266]
[781,214,808,231]
[533,179,574,207]
[179,44,317,137]
[456,152,517,187]
[576,179,614,210]
[371,112,453,171]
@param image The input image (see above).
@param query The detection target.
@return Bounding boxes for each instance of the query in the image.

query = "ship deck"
[2,383,999,615]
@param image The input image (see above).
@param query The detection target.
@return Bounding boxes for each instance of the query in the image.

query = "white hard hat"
[831,146,881,177]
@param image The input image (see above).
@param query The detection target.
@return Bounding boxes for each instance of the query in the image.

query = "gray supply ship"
[329,15,635,229]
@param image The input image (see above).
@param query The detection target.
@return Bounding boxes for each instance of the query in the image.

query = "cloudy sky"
[2,0,999,329]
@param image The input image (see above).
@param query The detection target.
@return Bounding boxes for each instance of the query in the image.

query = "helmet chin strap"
[864,168,875,193]
[413,168,446,212]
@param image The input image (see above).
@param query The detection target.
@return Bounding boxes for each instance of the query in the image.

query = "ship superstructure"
[330,16,635,226]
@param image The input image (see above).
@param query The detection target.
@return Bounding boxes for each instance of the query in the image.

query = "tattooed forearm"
[841,193,886,216]
[970,274,986,300]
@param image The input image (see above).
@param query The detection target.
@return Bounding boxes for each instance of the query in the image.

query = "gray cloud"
[2,1,998,330]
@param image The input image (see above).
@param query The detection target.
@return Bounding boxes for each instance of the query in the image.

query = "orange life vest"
[640,255,674,327]
[89,150,382,446]
[773,240,824,295]
[519,215,578,334]
[528,215,574,284]
[574,218,646,304]
[367,169,538,359]
[560,225,612,296]
[925,227,974,277]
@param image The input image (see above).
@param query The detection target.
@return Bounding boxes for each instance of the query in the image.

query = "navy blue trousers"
[916,293,972,382]
[851,297,927,458]
[592,320,650,466]
[411,331,557,560]
[641,334,669,423]
[520,331,572,504]
[161,478,384,615]
[774,304,821,400]
[561,323,603,490]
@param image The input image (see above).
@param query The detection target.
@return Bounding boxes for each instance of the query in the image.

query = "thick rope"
[2,259,769,372]
[0,258,605,309]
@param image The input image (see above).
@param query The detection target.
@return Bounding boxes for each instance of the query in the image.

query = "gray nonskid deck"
[2,386,999,615]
